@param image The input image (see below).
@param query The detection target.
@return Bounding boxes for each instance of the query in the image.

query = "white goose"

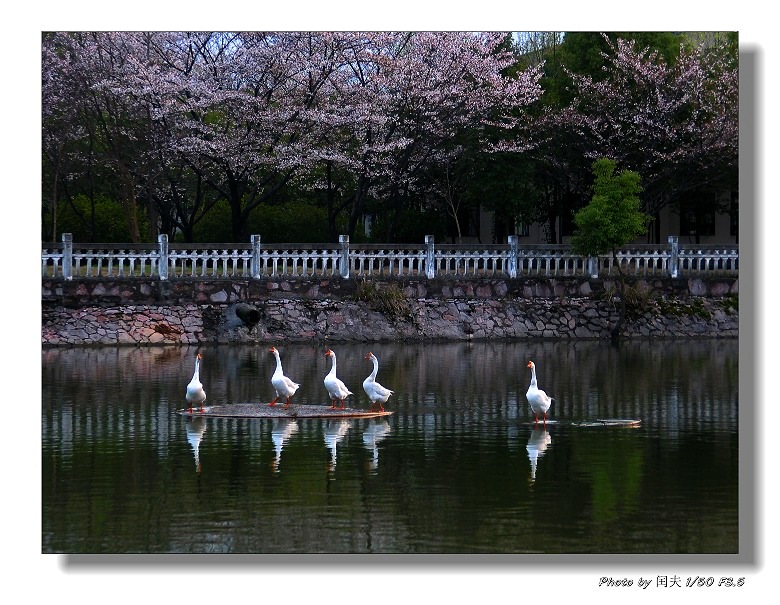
[526,360,554,426]
[268,347,300,407]
[324,348,353,409]
[185,352,206,413]
[363,352,394,412]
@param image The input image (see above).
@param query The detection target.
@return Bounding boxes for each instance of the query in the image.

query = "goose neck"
[370,356,379,380]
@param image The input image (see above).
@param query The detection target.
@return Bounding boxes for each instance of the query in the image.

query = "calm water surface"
[41,339,738,554]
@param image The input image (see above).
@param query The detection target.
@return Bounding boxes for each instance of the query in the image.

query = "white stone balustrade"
[41,233,738,280]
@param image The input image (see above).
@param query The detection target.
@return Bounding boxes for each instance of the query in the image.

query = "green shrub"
[194,200,331,243]
[366,207,447,243]
[191,200,233,242]
[53,194,150,243]
[250,201,329,243]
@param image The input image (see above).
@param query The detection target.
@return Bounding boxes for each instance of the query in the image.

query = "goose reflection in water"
[362,419,392,471]
[324,419,352,472]
[184,416,207,474]
[270,419,299,472]
[526,427,552,483]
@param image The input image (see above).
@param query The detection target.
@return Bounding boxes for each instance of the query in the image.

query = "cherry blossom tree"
[140,31,544,240]
[43,31,737,245]
[306,32,543,240]
[563,36,738,240]
[43,32,315,241]
[42,34,81,241]
[43,32,172,242]
[43,32,544,242]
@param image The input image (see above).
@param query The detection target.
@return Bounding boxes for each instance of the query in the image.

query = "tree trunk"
[610,248,626,344]
[50,163,59,242]
[347,176,370,241]
[230,202,244,242]
[227,175,245,243]
[325,161,346,242]
[147,179,159,243]
[117,165,141,243]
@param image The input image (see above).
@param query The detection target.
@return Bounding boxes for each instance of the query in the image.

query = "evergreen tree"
[571,158,650,343]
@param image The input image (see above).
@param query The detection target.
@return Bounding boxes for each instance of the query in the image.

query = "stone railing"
[42,233,738,281]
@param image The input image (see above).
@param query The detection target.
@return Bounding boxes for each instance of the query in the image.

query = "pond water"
[41,338,738,554]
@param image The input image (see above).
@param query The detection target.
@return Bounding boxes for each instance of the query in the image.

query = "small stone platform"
[519,419,642,428]
[177,403,394,419]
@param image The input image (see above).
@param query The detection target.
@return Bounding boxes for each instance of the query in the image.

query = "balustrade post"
[507,235,518,278]
[425,235,436,279]
[251,234,261,279]
[668,235,679,278]
[62,233,73,280]
[158,234,169,281]
[339,235,350,278]
[588,256,599,278]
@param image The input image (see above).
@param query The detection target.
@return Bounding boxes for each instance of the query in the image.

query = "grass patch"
[656,296,713,320]
[718,293,739,314]
[594,285,720,321]
[596,283,656,318]
[354,279,413,322]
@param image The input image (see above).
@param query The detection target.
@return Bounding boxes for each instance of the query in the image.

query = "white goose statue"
[268,347,300,407]
[363,352,394,412]
[185,352,207,413]
[526,360,554,426]
[324,348,353,409]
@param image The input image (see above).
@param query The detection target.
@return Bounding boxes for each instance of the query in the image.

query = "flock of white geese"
[187,349,555,424]
[185,347,395,414]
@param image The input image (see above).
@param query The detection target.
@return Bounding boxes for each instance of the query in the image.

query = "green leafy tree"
[571,159,650,343]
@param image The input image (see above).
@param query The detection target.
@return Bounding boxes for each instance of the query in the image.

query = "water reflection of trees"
[42,339,738,553]
[42,340,738,461]
[375,339,738,435]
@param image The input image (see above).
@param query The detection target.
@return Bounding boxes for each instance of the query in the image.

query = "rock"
[41,285,738,346]
[688,279,707,296]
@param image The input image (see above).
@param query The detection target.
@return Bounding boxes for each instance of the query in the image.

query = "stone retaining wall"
[41,276,738,346]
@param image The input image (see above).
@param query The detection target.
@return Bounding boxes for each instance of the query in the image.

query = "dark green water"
[41,339,738,554]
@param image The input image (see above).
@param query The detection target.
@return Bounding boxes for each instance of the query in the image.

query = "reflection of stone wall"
[41,276,738,346]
